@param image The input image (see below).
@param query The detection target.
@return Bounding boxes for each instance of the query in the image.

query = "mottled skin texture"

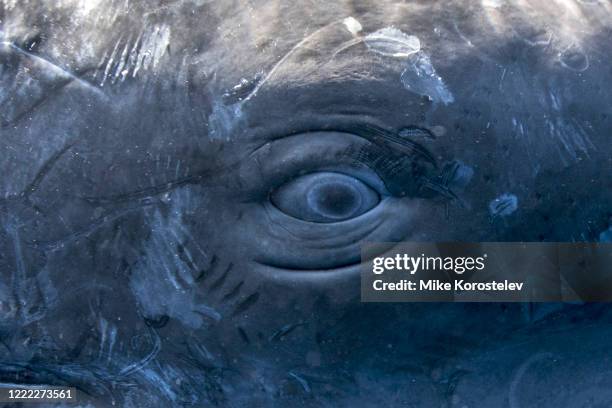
[1,0,612,406]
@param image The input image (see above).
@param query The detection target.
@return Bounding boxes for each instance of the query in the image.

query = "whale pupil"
[307,182,362,219]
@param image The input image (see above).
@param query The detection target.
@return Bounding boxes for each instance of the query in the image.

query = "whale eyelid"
[249,121,437,168]
[343,123,437,167]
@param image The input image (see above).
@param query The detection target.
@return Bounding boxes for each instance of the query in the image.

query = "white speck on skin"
[342,17,362,36]
[489,193,519,217]
[482,0,503,8]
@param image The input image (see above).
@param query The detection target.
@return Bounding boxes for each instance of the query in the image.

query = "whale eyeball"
[270,171,380,223]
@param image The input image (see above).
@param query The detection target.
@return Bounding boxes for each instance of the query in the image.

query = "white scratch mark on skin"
[97,317,117,363]
[1,41,105,97]
[190,340,214,362]
[453,21,475,48]
[541,88,595,161]
[494,65,596,168]
[149,236,182,290]
[330,37,364,59]
[288,371,311,393]
[129,187,220,329]
[174,160,181,179]
[194,304,222,321]
[94,49,109,81]
[4,218,26,319]
[98,317,107,359]
[168,229,195,285]
[118,328,162,377]
[173,218,208,260]
[112,33,132,84]
[107,324,117,363]
[547,117,594,161]
[141,368,178,402]
[364,27,421,58]
[132,39,146,78]
[126,30,144,80]
[98,24,171,85]
[241,18,351,104]
[151,25,171,70]
[558,43,589,72]
[400,52,455,105]
[509,353,554,408]
[343,25,453,105]
[101,35,123,86]
[550,91,561,111]
[499,67,507,90]
[177,54,189,85]
[522,30,553,47]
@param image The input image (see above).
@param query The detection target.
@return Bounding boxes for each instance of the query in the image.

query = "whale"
[1,0,611,406]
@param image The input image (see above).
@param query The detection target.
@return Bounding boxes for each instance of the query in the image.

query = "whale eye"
[270,171,380,223]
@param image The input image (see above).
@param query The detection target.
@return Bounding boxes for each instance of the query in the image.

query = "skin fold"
[0,0,611,406]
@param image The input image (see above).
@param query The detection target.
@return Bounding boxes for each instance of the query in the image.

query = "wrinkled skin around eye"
[227,131,436,273]
[270,171,380,223]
